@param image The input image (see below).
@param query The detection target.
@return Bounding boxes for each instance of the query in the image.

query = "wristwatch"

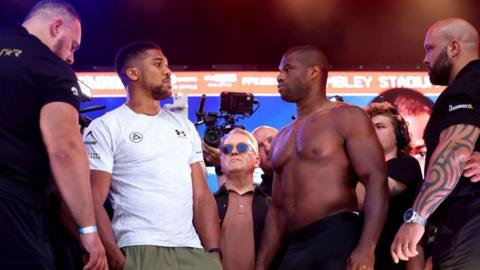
[403,208,427,226]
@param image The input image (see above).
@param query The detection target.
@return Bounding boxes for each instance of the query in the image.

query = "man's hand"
[202,141,221,166]
[80,233,108,270]
[347,246,375,270]
[107,249,126,270]
[463,151,480,182]
[390,223,424,263]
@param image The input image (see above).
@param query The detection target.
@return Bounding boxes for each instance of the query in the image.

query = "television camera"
[195,92,259,147]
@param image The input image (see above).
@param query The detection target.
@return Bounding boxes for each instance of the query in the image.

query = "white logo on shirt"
[449,104,473,112]
[129,132,143,143]
[71,86,79,96]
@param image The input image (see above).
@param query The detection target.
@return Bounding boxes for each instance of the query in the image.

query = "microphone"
[196,94,206,125]
[80,105,106,113]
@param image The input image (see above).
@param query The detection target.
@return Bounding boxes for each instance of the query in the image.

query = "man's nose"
[66,54,74,65]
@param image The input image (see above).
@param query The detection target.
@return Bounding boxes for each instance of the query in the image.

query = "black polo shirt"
[0,26,80,206]
[423,59,480,199]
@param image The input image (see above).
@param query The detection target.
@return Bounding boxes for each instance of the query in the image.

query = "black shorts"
[278,212,362,270]
[0,196,54,270]
[432,196,480,270]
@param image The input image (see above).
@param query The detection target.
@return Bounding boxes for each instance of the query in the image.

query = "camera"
[196,91,258,147]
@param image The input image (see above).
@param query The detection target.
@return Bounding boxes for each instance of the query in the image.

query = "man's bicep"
[191,161,211,197]
[344,111,385,182]
[271,173,284,208]
[414,124,479,217]
[90,170,113,204]
[40,102,80,147]
[427,123,479,180]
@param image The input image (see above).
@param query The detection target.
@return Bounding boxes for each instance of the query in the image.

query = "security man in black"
[424,59,480,269]
[0,25,80,268]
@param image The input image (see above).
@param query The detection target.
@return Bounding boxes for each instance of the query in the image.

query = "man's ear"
[448,40,461,58]
[309,65,321,80]
[255,154,261,168]
[49,19,63,38]
[126,67,140,82]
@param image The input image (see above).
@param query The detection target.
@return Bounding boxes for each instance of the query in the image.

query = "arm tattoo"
[414,124,479,218]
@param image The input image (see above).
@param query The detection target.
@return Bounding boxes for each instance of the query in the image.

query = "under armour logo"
[175,129,186,137]
[129,132,143,143]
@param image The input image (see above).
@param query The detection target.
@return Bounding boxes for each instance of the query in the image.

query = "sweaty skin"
[256,45,388,270]
[272,103,360,230]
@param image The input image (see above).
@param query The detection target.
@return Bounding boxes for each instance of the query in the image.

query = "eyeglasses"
[220,142,253,155]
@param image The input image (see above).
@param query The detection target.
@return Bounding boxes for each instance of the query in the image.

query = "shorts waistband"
[289,212,360,244]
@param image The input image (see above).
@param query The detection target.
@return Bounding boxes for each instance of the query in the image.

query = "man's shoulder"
[327,103,368,127]
[88,105,125,130]
[330,102,364,115]
[162,108,195,125]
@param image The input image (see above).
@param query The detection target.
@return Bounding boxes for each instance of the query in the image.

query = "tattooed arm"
[391,124,479,262]
[414,124,479,217]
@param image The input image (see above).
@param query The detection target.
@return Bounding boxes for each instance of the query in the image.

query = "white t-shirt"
[83,104,203,248]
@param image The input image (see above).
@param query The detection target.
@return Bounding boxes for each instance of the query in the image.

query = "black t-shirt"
[0,26,80,206]
[375,155,423,270]
[424,59,480,200]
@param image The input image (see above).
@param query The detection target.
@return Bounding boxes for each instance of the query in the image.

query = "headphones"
[390,107,410,149]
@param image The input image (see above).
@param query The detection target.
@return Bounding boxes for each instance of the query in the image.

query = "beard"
[428,47,453,86]
[52,37,68,61]
[151,84,172,101]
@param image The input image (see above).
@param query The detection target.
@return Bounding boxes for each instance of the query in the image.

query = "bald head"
[424,18,479,85]
[252,126,278,175]
[22,1,82,64]
[427,18,479,53]
[24,0,80,23]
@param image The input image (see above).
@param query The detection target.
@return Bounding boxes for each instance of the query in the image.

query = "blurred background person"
[371,88,434,174]
[252,126,278,196]
[357,102,424,270]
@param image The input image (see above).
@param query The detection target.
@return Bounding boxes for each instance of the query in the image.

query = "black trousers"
[278,212,361,270]
[432,196,480,270]
[0,196,54,270]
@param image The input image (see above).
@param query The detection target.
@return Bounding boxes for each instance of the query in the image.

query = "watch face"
[404,209,414,221]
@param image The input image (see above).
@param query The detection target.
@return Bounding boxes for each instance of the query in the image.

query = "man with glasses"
[214,128,271,270]
[255,45,388,270]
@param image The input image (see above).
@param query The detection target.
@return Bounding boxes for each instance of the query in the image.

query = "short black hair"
[114,41,162,86]
[25,0,80,22]
[284,45,329,85]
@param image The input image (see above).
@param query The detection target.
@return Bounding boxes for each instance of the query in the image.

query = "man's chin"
[153,90,172,100]
[280,94,295,103]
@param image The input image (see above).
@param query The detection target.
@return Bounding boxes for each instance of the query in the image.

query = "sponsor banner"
[77,71,445,97]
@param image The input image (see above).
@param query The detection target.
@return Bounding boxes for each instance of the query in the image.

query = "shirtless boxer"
[255,45,389,270]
